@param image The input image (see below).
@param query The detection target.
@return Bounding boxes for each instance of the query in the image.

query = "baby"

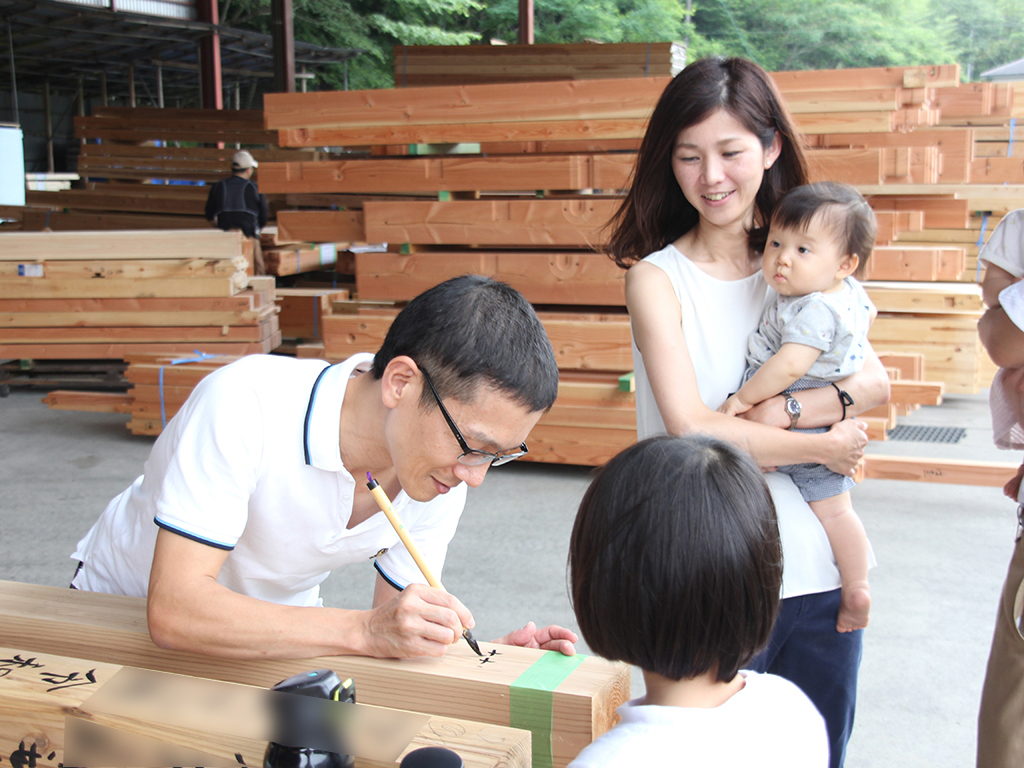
[720,181,877,632]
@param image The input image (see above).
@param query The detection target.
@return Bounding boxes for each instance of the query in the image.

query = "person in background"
[70,276,577,662]
[975,205,1024,768]
[719,182,878,633]
[567,435,828,767]
[205,149,269,275]
[604,56,891,767]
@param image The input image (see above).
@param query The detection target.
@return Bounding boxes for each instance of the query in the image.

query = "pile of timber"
[253,61,1023,464]
[0,580,631,768]
[0,230,280,362]
[15,107,318,233]
[394,41,685,86]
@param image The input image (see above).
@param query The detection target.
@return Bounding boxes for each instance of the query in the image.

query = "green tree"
[692,0,954,71]
[928,0,1024,80]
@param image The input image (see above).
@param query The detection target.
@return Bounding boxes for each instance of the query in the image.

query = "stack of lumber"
[0,230,280,362]
[394,41,685,86]
[0,580,631,768]
[16,107,322,232]
[260,63,1016,409]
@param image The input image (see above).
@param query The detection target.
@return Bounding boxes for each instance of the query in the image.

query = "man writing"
[71,276,576,659]
[205,149,269,275]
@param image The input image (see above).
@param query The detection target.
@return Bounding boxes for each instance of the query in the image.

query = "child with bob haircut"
[567,434,828,767]
[719,181,877,633]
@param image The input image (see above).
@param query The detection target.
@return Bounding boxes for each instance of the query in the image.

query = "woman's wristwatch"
[783,393,801,429]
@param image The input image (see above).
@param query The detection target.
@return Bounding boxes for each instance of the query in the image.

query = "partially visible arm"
[740,340,891,430]
[982,263,1019,308]
[721,342,821,415]
[979,306,1024,368]
[147,529,472,660]
[627,261,867,473]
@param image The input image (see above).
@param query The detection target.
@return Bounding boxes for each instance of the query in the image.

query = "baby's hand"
[719,394,752,417]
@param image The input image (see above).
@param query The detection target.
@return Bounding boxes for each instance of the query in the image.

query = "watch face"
[786,397,801,416]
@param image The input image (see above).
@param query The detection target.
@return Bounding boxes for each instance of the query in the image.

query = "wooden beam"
[0,645,532,768]
[0,582,630,768]
[354,251,625,305]
[258,154,634,195]
[362,199,618,247]
[278,119,651,148]
[0,230,246,261]
[263,77,671,131]
[861,455,1018,486]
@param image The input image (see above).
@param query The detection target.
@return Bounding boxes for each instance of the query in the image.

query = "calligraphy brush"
[365,472,483,656]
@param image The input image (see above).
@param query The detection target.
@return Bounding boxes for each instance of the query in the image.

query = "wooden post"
[271,0,296,93]
[157,63,164,108]
[518,0,534,44]
[43,79,54,173]
[127,64,136,108]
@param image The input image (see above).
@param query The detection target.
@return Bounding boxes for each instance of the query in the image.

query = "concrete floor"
[1,386,1020,767]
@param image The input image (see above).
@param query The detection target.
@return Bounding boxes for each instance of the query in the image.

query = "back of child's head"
[771,181,877,277]
[568,435,782,683]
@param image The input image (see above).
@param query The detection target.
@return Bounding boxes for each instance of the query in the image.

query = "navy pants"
[747,588,863,768]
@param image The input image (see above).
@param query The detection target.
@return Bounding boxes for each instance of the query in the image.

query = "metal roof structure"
[2,0,362,105]
[981,57,1024,83]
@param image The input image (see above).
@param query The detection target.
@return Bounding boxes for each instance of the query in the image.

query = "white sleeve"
[979,210,1024,277]
[146,366,265,549]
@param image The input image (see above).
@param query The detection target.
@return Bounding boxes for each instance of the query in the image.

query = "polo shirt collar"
[303,352,375,472]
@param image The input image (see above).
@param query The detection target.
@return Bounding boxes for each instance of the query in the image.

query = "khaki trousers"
[978,531,1024,767]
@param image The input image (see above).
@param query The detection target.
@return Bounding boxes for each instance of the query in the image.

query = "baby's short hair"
[569,435,782,682]
[771,181,877,275]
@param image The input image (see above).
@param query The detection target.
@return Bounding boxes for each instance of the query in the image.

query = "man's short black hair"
[371,275,559,412]
[569,435,782,682]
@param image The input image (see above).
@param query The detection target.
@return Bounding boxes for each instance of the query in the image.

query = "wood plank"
[863,281,983,314]
[0,645,531,768]
[522,424,635,466]
[0,321,277,343]
[0,229,246,261]
[970,157,1024,184]
[887,379,944,406]
[0,276,247,299]
[0,581,630,768]
[363,199,618,246]
[354,251,625,305]
[259,154,634,195]
[0,333,281,360]
[276,210,365,243]
[0,257,246,279]
[25,189,208,215]
[41,391,134,413]
[322,310,632,371]
[819,129,972,184]
[21,210,213,231]
[861,455,1018,486]
[264,77,671,131]
[868,314,987,394]
[278,119,652,148]
[770,64,960,91]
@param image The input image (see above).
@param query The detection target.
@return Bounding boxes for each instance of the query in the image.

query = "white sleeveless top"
[632,244,843,598]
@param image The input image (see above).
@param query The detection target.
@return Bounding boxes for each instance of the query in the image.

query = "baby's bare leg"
[810,491,871,632]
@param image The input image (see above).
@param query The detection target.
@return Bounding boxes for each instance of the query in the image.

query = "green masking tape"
[509,652,587,768]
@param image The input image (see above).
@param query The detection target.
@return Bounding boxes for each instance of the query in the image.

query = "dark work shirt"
[205,174,269,237]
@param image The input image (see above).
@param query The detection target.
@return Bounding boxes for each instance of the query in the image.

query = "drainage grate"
[886,425,966,443]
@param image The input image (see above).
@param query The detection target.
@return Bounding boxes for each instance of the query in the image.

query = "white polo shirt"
[72,353,467,606]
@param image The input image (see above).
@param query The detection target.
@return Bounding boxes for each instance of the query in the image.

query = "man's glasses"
[419,367,529,467]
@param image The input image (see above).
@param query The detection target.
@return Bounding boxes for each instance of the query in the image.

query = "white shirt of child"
[567,671,828,767]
